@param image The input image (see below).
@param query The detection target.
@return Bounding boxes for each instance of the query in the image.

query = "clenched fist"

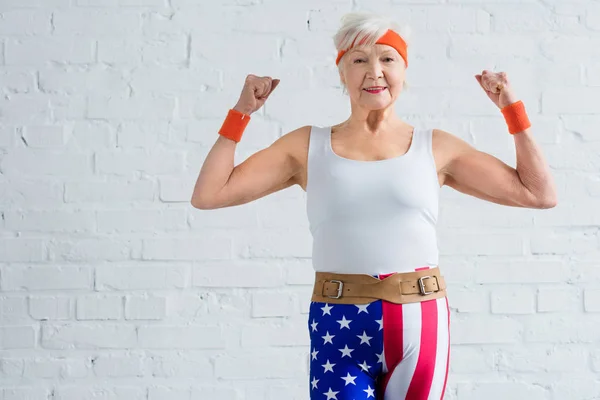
[475,70,519,109]
[233,74,280,115]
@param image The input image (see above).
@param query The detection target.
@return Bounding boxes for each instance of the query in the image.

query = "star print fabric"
[308,300,384,399]
[306,269,451,400]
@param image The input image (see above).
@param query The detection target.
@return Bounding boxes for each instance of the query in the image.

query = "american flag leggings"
[307,270,451,400]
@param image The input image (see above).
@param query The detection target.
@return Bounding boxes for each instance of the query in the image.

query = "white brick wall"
[0,0,597,399]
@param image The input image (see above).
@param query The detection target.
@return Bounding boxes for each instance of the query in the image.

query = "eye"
[353,57,394,63]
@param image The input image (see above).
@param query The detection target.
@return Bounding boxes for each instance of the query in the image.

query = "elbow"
[537,196,558,209]
[190,197,213,210]
[191,186,228,210]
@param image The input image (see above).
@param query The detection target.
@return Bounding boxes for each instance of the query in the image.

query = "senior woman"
[191,11,557,400]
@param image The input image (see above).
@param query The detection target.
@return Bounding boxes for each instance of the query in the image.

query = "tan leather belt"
[311,267,447,305]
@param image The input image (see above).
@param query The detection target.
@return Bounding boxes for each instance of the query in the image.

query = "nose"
[366,60,384,80]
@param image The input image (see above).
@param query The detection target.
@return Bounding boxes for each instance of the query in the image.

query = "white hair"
[333,12,412,95]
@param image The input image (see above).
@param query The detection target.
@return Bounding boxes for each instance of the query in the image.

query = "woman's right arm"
[190,124,309,210]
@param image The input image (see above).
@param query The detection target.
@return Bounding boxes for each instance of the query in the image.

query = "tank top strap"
[409,126,422,152]
[308,125,328,161]
[424,127,434,159]
[306,126,328,192]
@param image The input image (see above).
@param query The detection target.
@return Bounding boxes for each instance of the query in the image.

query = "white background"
[0,0,599,399]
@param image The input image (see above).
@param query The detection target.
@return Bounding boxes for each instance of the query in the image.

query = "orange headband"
[335,29,408,68]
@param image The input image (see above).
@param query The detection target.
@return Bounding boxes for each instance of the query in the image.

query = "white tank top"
[306,125,440,275]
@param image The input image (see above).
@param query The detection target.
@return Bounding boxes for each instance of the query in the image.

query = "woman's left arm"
[441,70,558,209]
[512,126,558,206]
[440,126,558,209]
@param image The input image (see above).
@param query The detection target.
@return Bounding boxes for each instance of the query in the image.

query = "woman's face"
[339,44,406,108]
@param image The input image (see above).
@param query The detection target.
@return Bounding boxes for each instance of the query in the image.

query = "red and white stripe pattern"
[376,267,451,400]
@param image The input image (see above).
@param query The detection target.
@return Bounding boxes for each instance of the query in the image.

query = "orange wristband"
[500,100,531,135]
[218,108,251,143]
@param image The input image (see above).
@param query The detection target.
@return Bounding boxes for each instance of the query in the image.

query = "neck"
[342,104,404,136]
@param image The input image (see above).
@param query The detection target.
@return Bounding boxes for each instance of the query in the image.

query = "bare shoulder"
[280,124,311,165]
[432,128,477,186]
[275,124,312,189]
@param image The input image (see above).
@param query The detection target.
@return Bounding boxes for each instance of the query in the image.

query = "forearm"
[513,127,558,206]
[191,104,251,207]
[190,134,236,207]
